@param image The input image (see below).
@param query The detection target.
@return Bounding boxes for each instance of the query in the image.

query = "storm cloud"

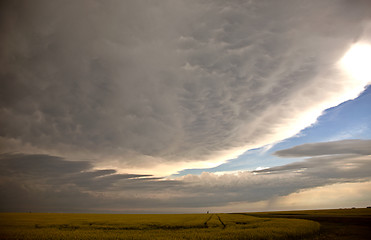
[1,138,370,213]
[1,1,371,213]
[1,0,371,175]
[0,153,181,212]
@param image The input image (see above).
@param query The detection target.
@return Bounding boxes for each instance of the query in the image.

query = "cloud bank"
[274,139,371,157]
[1,0,371,175]
[1,139,370,212]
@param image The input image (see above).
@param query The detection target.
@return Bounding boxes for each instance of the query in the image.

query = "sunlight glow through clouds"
[221,42,371,176]
[272,181,371,210]
[185,181,371,213]
[341,43,371,84]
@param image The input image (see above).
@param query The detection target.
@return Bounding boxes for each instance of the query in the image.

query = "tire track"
[204,214,213,228]
[216,214,226,229]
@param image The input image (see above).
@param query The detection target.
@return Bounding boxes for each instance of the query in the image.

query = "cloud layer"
[1,139,370,212]
[274,139,371,157]
[1,1,371,175]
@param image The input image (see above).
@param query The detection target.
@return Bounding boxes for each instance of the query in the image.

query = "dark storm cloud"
[0,153,184,212]
[1,0,371,212]
[0,152,300,211]
[1,0,371,172]
[0,153,160,191]
[0,153,89,176]
[2,137,371,212]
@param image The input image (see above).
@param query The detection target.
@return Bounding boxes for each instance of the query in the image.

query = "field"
[244,208,371,239]
[2,208,370,239]
[0,212,319,240]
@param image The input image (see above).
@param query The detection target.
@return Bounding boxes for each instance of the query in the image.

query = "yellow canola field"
[0,212,319,240]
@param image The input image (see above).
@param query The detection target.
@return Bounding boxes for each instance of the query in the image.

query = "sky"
[0,0,371,213]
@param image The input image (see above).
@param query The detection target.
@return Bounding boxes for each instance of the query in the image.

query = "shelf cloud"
[1,0,371,175]
[1,1,371,213]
